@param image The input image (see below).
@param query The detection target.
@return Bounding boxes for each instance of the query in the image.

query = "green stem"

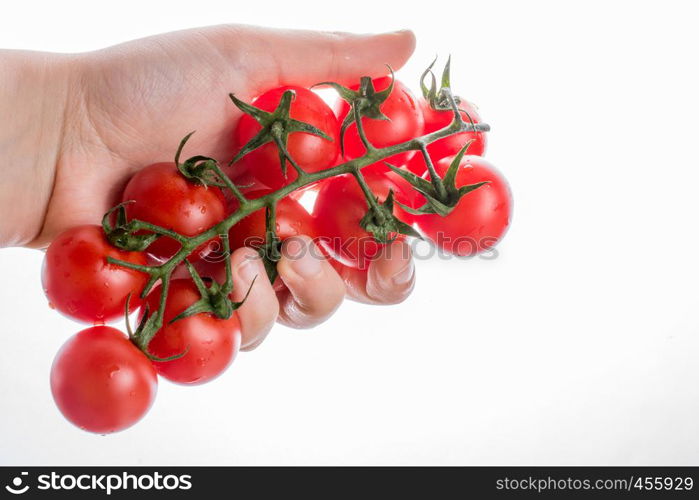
[273,133,308,179]
[124,112,487,275]
[419,145,447,198]
[353,103,374,153]
[148,274,171,345]
[208,161,247,204]
[352,169,384,223]
[221,233,234,295]
[264,200,281,260]
[130,221,189,243]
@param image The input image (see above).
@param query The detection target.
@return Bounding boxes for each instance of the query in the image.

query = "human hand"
[0,25,417,347]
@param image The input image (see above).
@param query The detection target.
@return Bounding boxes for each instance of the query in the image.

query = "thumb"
[205,25,416,89]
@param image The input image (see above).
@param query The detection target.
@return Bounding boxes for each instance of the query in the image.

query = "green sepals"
[175,131,228,188]
[384,143,489,217]
[102,202,159,252]
[170,260,253,323]
[360,190,423,243]
[420,56,438,102]
[441,55,453,92]
[228,90,332,177]
[420,55,474,120]
[383,161,435,194]
[316,66,395,156]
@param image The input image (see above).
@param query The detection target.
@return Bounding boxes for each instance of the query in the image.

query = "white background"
[1,0,698,465]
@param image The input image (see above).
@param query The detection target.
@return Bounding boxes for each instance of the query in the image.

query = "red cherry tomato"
[141,279,242,385]
[336,76,424,173]
[122,162,227,262]
[230,86,340,190]
[228,190,316,251]
[414,156,512,256]
[51,326,157,434]
[407,99,487,175]
[42,225,148,324]
[314,172,411,269]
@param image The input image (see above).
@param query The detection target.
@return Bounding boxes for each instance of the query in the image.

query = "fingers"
[276,236,346,329]
[335,239,415,305]
[229,247,280,351]
[202,25,416,89]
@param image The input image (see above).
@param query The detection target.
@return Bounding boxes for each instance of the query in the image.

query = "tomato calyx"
[170,260,253,322]
[175,133,253,204]
[421,56,473,118]
[387,144,489,217]
[228,90,333,178]
[126,260,253,361]
[316,67,396,156]
[172,131,227,187]
[102,202,160,252]
[359,189,422,243]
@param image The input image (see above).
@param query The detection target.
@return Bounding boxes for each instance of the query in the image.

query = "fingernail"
[236,253,262,283]
[285,237,323,278]
[392,260,415,286]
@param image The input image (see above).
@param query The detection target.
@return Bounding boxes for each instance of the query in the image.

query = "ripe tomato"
[51,326,157,434]
[122,162,227,262]
[141,279,242,385]
[414,156,512,256]
[313,172,412,269]
[336,76,424,173]
[407,99,487,175]
[42,225,148,323]
[228,190,316,251]
[230,86,340,190]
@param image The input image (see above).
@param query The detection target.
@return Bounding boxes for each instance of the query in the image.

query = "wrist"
[0,50,79,247]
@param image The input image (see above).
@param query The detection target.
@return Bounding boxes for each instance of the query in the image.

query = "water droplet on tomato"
[108,366,120,378]
[200,206,207,214]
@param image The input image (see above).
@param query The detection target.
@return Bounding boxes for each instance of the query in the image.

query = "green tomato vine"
[102,61,491,360]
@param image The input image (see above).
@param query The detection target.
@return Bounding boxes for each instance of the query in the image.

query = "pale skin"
[0,25,417,349]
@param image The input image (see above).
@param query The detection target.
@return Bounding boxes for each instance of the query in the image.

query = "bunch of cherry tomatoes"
[41,60,512,433]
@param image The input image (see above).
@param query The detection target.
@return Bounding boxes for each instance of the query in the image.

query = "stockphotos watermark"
[4,471,192,496]
[198,234,501,268]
